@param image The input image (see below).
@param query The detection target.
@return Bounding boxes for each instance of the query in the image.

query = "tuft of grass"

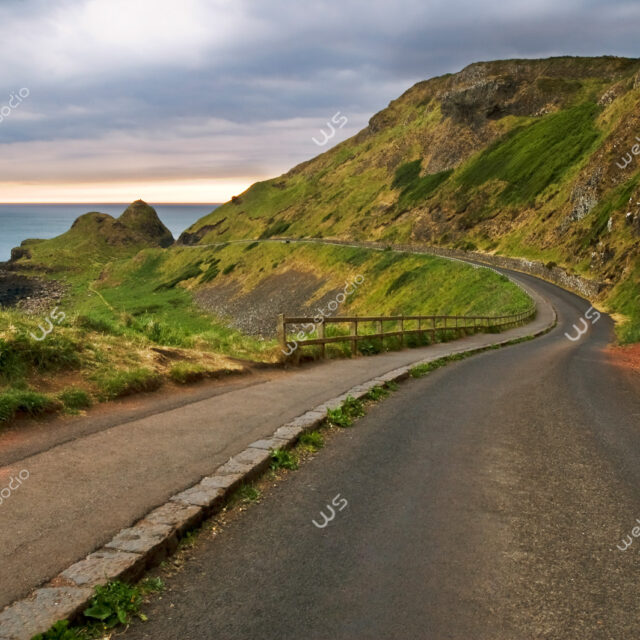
[235,483,261,503]
[0,389,59,424]
[93,367,162,400]
[270,447,298,470]
[326,406,353,428]
[386,381,399,391]
[342,396,364,418]
[58,388,92,412]
[299,430,324,451]
[364,385,389,402]
[410,353,466,378]
[31,620,86,640]
[169,362,206,384]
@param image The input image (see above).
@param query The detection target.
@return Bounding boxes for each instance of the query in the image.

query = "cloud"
[0,0,639,201]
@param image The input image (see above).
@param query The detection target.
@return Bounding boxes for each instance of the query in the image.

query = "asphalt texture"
[0,268,552,611]
[122,272,640,640]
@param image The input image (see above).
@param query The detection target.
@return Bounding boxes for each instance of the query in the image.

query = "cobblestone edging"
[0,265,557,640]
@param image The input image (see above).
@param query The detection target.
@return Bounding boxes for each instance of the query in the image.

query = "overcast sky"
[0,0,638,203]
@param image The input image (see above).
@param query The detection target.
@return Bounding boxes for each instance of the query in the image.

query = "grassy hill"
[180,56,640,342]
[1,213,530,426]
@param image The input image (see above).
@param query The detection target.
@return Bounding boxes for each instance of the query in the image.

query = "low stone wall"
[304,238,609,301]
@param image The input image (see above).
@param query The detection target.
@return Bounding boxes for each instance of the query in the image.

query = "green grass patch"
[93,367,162,400]
[0,389,59,424]
[299,430,324,451]
[169,362,207,384]
[270,447,298,470]
[58,388,92,411]
[456,102,601,209]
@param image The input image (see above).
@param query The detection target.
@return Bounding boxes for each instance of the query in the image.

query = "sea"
[0,203,220,262]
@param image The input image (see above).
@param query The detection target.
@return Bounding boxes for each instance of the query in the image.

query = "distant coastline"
[0,203,220,262]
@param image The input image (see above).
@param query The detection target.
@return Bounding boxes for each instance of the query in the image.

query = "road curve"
[122,270,640,640]
[0,256,551,613]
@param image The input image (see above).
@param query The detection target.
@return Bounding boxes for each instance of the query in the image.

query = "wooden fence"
[277,306,536,360]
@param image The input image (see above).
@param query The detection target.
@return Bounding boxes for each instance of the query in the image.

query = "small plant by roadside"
[327,395,366,428]
[270,447,298,470]
[342,396,364,418]
[235,483,261,503]
[364,385,388,402]
[386,381,399,391]
[410,354,462,378]
[299,430,324,452]
[33,579,164,639]
[31,619,86,639]
[326,406,353,428]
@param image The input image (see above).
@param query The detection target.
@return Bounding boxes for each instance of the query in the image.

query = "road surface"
[0,266,551,611]
[122,271,640,640]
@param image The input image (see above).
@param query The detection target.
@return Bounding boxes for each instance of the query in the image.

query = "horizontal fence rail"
[277,306,536,360]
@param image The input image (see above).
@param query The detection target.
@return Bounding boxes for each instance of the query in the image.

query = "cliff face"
[181,56,640,342]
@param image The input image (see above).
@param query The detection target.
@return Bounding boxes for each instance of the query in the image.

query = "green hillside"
[180,56,640,341]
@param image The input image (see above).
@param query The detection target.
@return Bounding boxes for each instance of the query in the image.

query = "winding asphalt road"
[122,270,640,640]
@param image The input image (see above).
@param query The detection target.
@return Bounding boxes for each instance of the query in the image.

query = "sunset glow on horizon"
[0,178,258,204]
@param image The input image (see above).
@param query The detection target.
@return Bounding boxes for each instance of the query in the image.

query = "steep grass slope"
[180,56,640,341]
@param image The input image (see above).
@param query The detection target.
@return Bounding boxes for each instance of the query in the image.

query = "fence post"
[400,315,405,348]
[318,320,326,360]
[432,316,436,342]
[277,314,287,358]
[378,319,384,350]
[351,316,358,357]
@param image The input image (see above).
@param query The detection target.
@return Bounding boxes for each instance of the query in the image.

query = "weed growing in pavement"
[235,483,262,504]
[326,406,353,428]
[33,579,164,639]
[299,430,324,452]
[270,447,299,470]
[32,619,85,640]
[386,381,399,391]
[342,396,364,418]
[364,385,389,401]
[326,395,366,428]
[410,353,467,378]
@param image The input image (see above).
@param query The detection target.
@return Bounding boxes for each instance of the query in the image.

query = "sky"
[0,0,639,204]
